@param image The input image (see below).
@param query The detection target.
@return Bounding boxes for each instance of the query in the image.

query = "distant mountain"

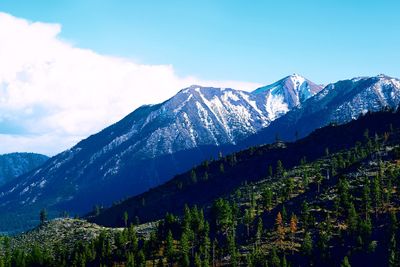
[244,74,400,146]
[0,74,321,232]
[0,153,48,186]
[252,73,322,110]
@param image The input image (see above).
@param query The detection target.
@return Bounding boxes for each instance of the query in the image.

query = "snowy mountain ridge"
[89,74,321,160]
[252,73,322,110]
[245,74,400,147]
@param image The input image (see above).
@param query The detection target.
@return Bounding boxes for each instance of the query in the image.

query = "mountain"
[5,110,400,267]
[252,73,322,110]
[90,110,400,227]
[0,153,48,186]
[244,74,400,146]
[0,75,320,232]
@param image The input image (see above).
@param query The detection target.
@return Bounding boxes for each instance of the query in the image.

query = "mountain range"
[0,73,399,232]
[0,153,48,186]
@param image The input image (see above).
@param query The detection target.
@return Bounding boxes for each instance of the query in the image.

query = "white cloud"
[0,12,261,156]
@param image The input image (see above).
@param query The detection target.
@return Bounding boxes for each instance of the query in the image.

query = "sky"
[0,0,399,155]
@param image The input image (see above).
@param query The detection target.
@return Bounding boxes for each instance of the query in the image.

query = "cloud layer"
[0,12,261,155]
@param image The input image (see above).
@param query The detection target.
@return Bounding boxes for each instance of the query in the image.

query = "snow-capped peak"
[251,74,323,108]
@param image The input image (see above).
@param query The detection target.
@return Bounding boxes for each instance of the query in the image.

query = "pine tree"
[203,171,209,181]
[256,218,263,248]
[316,230,329,260]
[40,208,47,224]
[191,170,198,184]
[347,202,359,234]
[268,165,273,177]
[270,247,280,267]
[286,178,295,199]
[212,198,233,234]
[219,163,225,173]
[166,230,175,266]
[128,224,138,252]
[227,228,238,267]
[315,172,323,193]
[126,252,135,267]
[201,222,211,267]
[180,231,190,267]
[341,256,351,267]
[276,160,284,177]
[123,211,129,227]
[282,255,287,267]
[290,213,298,250]
[262,187,273,211]
[136,250,146,267]
[281,205,287,223]
[192,253,200,267]
[372,174,382,218]
[243,209,253,237]
[276,212,285,243]
[302,232,313,256]
[362,177,371,219]
[338,177,351,210]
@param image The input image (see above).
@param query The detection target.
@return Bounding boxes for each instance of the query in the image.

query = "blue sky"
[2,0,399,85]
[0,0,399,155]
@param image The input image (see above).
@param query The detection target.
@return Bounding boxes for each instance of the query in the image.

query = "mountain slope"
[0,75,320,232]
[244,74,400,146]
[5,111,400,267]
[0,153,48,186]
[252,73,322,110]
[90,110,400,227]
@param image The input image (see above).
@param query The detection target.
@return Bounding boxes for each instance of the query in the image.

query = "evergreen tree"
[123,211,129,227]
[40,208,47,224]
[227,228,238,267]
[136,250,146,267]
[243,209,253,237]
[268,165,273,177]
[315,172,323,193]
[290,213,298,249]
[191,170,198,184]
[347,202,359,234]
[338,177,351,210]
[203,171,209,181]
[256,217,263,248]
[180,230,190,267]
[200,222,211,267]
[302,232,313,256]
[165,230,175,266]
[286,178,295,199]
[194,253,202,267]
[341,256,351,267]
[316,230,329,260]
[372,174,382,218]
[211,199,233,234]
[276,160,284,177]
[219,163,225,173]
[126,252,135,267]
[270,247,280,267]
[282,255,287,267]
[362,177,372,219]
[262,187,273,211]
[281,205,287,223]
[276,212,285,243]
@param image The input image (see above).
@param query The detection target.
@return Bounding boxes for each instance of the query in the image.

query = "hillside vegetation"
[2,110,400,266]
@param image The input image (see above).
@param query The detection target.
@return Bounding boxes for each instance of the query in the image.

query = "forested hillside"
[91,110,400,227]
[1,110,400,266]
